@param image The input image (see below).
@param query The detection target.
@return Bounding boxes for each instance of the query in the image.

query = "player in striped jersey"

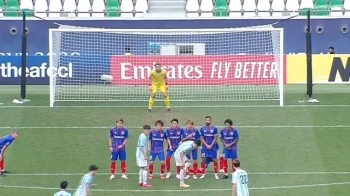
[54,181,72,196]
[136,124,152,188]
[174,140,201,188]
[73,165,98,196]
[231,160,249,196]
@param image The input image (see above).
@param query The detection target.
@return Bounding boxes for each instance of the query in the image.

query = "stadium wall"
[0,18,349,55]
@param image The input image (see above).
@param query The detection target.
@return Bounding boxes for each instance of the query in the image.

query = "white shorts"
[137,157,148,167]
[174,154,189,166]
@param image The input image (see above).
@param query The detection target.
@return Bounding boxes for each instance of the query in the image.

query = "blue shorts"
[223,149,237,160]
[150,151,165,162]
[111,149,126,161]
[185,149,198,161]
[215,143,219,149]
[201,148,217,159]
[166,149,177,157]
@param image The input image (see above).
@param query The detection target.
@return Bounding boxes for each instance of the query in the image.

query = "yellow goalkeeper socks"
[149,97,155,109]
[165,97,170,108]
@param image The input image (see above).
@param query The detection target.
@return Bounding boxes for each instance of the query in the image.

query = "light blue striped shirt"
[136,133,148,159]
[232,168,249,196]
[54,190,72,196]
[174,141,194,155]
[73,173,94,196]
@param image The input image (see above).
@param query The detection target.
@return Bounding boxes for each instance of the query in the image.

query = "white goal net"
[49,25,284,107]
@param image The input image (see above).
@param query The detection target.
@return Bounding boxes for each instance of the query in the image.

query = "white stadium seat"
[120,0,134,17]
[62,0,77,17]
[186,0,200,17]
[242,0,257,16]
[229,0,243,17]
[300,0,314,9]
[135,0,148,17]
[34,0,48,17]
[20,0,34,10]
[200,0,214,17]
[257,0,271,16]
[91,0,106,17]
[48,0,62,17]
[285,0,300,12]
[77,0,92,17]
[271,0,285,15]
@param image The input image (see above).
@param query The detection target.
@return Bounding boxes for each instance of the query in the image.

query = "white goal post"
[49,26,284,107]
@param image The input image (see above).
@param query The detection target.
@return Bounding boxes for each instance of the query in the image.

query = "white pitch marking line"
[6,171,350,176]
[0,182,349,192]
[0,125,349,129]
[1,104,350,108]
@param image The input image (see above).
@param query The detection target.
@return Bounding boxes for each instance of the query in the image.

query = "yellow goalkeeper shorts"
[151,84,166,94]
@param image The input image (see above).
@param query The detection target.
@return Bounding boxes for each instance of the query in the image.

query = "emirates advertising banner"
[111,55,286,85]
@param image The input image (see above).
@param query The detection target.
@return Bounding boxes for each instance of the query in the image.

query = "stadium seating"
[0,0,350,17]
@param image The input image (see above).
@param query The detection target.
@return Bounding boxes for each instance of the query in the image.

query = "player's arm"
[180,151,185,166]
[164,71,168,89]
[166,130,172,149]
[199,128,209,146]
[139,137,147,158]
[148,72,153,91]
[148,133,152,151]
[0,142,10,160]
[210,127,218,147]
[121,129,129,147]
[220,130,226,144]
[182,133,193,142]
[231,172,238,196]
[228,130,239,148]
[108,129,113,150]
[163,132,168,151]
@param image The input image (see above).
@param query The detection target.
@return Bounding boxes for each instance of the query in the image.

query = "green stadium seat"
[5,0,19,17]
[315,0,328,7]
[19,9,34,17]
[214,0,229,16]
[315,6,329,15]
[330,0,342,7]
[106,0,120,17]
[300,8,313,16]
[0,0,4,9]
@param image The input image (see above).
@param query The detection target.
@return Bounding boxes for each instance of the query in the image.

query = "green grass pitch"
[0,84,350,196]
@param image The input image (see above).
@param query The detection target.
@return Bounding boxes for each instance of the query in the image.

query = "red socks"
[149,163,154,175]
[121,162,126,174]
[220,156,224,170]
[193,163,198,175]
[214,161,218,174]
[223,159,229,174]
[160,163,165,174]
[201,162,206,174]
[110,162,116,174]
[166,157,171,172]
[0,159,3,171]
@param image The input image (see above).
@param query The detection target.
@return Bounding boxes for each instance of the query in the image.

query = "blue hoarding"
[0,18,349,56]
[0,56,110,85]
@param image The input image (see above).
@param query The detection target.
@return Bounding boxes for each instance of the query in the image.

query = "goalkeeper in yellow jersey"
[148,62,170,112]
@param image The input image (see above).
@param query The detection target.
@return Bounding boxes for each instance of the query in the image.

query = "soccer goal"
[49,26,284,107]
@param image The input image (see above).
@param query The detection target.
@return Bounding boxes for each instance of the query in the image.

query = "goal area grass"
[0,84,350,196]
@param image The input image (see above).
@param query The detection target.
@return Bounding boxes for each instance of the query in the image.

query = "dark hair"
[205,116,211,119]
[186,120,194,125]
[194,140,201,146]
[154,62,161,67]
[224,119,233,126]
[329,46,334,50]
[116,118,124,124]
[171,118,179,124]
[155,120,164,126]
[233,159,241,167]
[89,165,99,171]
[60,181,68,189]
[143,124,151,130]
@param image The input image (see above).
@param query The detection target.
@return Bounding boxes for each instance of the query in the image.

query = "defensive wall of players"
[0,54,350,85]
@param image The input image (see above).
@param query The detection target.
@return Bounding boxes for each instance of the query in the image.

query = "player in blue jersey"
[199,116,219,179]
[54,181,72,196]
[109,118,129,180]
[181,120,200,179]
[73,165,98,196]
[0,130,18,176]
[148,120,167,179]
[174,140,201,187]
[136,124,152,188]
[165,118,184,179]
[220,119,239,179]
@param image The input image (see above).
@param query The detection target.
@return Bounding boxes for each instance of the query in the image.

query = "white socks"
[180,169,185,184]
[142,169,148,184]
[139,169,143,184]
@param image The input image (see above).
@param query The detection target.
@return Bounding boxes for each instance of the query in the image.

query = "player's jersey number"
[239,174,248,184]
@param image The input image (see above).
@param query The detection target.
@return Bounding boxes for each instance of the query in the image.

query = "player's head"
[143,124,151,135]
[232,159,241,168]
[154,62,162,72]
[11,130,18,139]
[193,140,201,148]
[89,165,99,175]
[171,118,179,128]
[224,119,233,129]
[155,120,164,131]
[186,120,194,129]
[59,180,68,190]
[116,118,123,128]
[205,116,212,126]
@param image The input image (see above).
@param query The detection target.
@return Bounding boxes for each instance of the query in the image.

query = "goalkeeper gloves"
[149,85,153,92]
[165,84,169,90]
